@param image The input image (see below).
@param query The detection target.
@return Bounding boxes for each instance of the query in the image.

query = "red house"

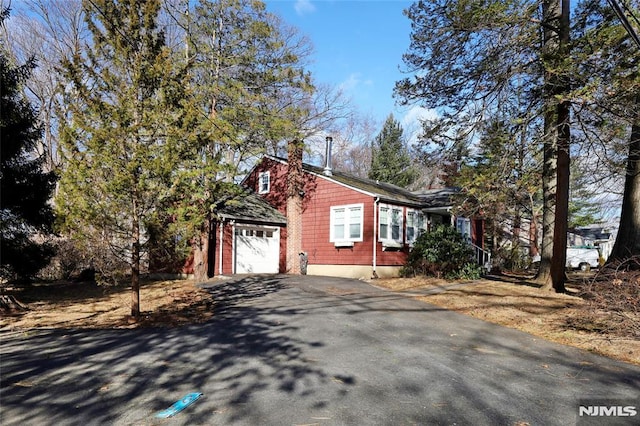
[208,145,484,279]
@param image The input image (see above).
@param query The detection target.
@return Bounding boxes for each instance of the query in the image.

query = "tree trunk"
[512,203,522,265]
[529,195,539,258]
[537,0,571,293]
[0,295,28,312]
[609,115,640,264]
[192,220,210,281]
[536,0,559,289]
[537,136,556,289]
[551,95,570,293]
[549,0,571,293]
[131,205,141,318]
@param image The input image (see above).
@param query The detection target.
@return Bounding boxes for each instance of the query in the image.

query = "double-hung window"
[379,204,403,244]
[406,209,427,245]
[258,171,270,194]
[456,217,471,243]
[330,204,363,242]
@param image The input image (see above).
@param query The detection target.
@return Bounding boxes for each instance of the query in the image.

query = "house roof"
[267,155,454,209]
[571,227,612,242]
[216,189,286,226]
[413,187,461,209]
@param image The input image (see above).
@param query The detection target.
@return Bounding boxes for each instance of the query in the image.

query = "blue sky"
[264,0,431,132]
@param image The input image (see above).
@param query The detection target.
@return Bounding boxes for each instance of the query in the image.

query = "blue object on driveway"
[155,392,203,418]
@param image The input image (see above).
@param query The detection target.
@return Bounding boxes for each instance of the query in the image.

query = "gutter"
[231,220,236,274]
[263,155,423,207]
[218,219,224,276]
[421,206,453,213]
[218,215,286,227]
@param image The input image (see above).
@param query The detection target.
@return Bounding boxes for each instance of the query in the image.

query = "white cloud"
[400,105,438,128]
[338,72,362,92]
[294,0,316,16]
[399,105,439,145]
[338,72,374,94]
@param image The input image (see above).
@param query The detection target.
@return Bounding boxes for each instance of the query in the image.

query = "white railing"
[471,243,492,273]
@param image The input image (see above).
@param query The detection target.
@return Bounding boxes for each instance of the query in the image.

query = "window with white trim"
[406,209,427,244]
[330,204,364,242]
[258,171,270,194]
[379,204,403,244]
[456,217,471,243]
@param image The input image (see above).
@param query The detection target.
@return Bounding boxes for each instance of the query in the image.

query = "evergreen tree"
[57,0,191,317]
[1,7,57,281]
[572,0,640,265]
[395,0,572,292]
[368,114,418,188]
[568,161,603,229]
[170,0,316,280]
[455,117,539,269]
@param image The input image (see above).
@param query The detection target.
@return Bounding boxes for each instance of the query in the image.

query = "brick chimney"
[286,140,304,274]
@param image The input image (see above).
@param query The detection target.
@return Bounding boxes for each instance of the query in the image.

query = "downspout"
[372,197,379,278]
[218,219,224,275]
[231,220,236,274]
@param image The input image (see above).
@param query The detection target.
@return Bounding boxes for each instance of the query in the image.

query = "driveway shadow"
[2,274,639,426]
[0,275,355,425]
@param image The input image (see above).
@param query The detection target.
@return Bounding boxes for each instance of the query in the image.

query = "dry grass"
[374,275,640,366]
[0,279,214,330]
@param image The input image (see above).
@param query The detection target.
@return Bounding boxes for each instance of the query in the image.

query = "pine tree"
[368,114,418,188]
[170,0,315,280]
[568,162,603,229]
[572,0,640,265]
[1,12,57,281]
[455,117,539,269]
[57,0,191,317]
[395,0,572,292]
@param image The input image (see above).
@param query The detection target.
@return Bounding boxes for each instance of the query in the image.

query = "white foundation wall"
[306,265,402,280]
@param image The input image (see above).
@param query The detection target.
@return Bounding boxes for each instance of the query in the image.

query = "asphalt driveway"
[1,275,639,425]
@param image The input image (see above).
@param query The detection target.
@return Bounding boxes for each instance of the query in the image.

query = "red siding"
[245,158,289,214]
[211,222,220,275]
[244,158,290,271]
[302,177,373,265]
[211,221,236,275]
[245,158,410,270]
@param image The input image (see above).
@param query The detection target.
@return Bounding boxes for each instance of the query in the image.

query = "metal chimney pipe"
[324,136,333,176]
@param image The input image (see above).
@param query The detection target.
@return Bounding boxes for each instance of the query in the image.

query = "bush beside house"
[402,225,483,280]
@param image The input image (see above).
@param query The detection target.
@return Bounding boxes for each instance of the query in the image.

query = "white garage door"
[235,226,280,274]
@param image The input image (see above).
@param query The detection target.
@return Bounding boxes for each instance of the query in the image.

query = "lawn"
[374,274,639,366]
[0,279,214,329]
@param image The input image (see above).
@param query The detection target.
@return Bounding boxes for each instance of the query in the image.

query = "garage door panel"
[235,226,279,274]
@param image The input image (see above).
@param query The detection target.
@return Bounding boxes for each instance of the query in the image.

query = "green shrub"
[455,262,483,280]
[402,224,481,279]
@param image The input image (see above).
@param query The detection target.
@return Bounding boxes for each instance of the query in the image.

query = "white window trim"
[258,171,270,194]
[406,209,427,245]
[456,217,472,243]
[378,204,404,245]
[329,203,364,243]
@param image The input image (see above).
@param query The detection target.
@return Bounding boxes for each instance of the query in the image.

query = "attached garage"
[212,189,287,276]
[234,226,280,274]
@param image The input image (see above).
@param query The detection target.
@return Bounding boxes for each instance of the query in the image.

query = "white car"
[565,247,600,271]
[531,247,601,272]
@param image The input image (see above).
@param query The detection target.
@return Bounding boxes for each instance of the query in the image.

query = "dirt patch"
[374,275,640,366]
[0,279,214,330]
